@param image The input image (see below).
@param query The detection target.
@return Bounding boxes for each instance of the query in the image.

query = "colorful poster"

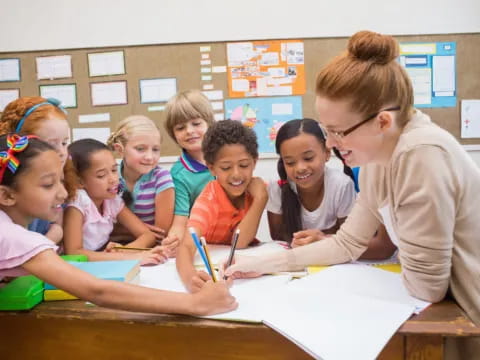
[225,96,302,153]
[399,42,456,108]
[226,40,305,98]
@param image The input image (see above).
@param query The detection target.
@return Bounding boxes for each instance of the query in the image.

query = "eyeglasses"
[320,106,401,141]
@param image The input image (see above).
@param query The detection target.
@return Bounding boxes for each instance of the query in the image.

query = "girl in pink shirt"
[0,134,236,315]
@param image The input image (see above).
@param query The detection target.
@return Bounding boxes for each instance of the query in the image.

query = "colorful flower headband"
[0,134,37,184]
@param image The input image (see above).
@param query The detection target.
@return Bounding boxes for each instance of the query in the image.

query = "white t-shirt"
[267,166,356,231]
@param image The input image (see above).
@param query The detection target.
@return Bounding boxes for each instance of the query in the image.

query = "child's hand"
[146,224,166,242]
[104,241,123,252]
[188,270,212,293]
[222,255,263,280]
[139,246,169,266]
[246,177,268,202]
[190,279,237,316]
[161,234,180,257]
[291,229,325,248]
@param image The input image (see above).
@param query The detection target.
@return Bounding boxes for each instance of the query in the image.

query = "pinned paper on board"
[226,40,305,98]
[0,58,21,82]
[461,100,480,138]
[72,127,111,143]
[88,51,125,77]
[139,78,176,103]
[399,42,456,108]
[90,81,128,106]
[36,55,72,80]
[39,84,77,108]
[0,89,19,112]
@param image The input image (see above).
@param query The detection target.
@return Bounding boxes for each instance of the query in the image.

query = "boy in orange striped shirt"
[176,120,267,292]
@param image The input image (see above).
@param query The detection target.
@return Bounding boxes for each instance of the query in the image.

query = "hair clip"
[0,134,37,184]
[277,179,288,187]
[15,98,67,133]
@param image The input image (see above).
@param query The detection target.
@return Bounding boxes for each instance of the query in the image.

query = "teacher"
[226,31,480,337]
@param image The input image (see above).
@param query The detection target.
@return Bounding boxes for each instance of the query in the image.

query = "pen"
[188,227,212,277]
[112,246,152,251]
[224,228,240,280]
[200,236,216,282]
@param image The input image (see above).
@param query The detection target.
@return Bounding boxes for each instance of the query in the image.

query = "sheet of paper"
[210,101,223,110]
[214,113,224,121]
[272,103,293,115]
[148,105,165,112]
[212,66,227,73]
[461,100,480,138]
[78,113,110,124]
[202,90,223,101]
[232,79,249,92]
[0,58,20,81]
[432,55,455,93]
[201,75,212,81]
[0,89,19,112]
[36,55,72,80]
[39,84,77,108]
[200,60,211,66]
[88,51,125,77]
[200,46,211,52]
[139,78,176,103]
[406,68,432,105]
[202,84,214,90]
[91,81,127,106]
[72,127,111,143]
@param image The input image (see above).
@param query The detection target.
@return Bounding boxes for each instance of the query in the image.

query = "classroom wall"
[1,0,480,52]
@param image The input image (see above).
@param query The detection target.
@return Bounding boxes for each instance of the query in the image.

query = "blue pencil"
[189,227,213,277]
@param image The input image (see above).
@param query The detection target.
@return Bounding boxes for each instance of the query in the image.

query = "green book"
[0,275,44,310]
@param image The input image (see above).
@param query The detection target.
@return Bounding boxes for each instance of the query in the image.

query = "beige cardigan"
[282,110,480,325]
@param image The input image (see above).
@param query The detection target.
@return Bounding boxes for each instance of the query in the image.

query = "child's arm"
[116,207,157,248]
[175,228,211,293]
[154,188,175,234]
[235,177,268,248]
[63,207,163,263]
[44,223,63,244]
[359,224,397,260]
[267,211,284,241]
[22,249,237,316]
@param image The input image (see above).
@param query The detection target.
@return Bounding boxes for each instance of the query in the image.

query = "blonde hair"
[107,115,161,150]
[164,90,214,142]
[315,30,414,127]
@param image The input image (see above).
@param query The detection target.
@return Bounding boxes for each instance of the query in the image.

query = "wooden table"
[1,300,479,359]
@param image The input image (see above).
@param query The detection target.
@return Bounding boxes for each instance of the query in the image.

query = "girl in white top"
[267,118,356,247]
[63,138,166,264]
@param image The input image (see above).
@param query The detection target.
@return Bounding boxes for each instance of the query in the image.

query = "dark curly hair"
[202,120,258,164]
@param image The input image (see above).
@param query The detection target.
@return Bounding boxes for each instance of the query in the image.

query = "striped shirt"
[119,163,174,225]
[188,180,254,245]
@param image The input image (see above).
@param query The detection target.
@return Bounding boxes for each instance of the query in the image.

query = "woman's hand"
[222,255,264,280]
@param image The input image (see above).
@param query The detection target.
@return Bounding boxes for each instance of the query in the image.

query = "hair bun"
[347,30,399,65]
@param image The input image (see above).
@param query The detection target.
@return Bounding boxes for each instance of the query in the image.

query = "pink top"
[67,190,124,251]
[0,210,57,279]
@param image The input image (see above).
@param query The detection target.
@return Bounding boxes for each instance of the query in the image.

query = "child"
[268,118,356,247]
[0,96,77,244]
[63,138,164,264]
[0,134,237,315]
[163,90,215,244]
[107,115,176,252]
[176,120,267,292]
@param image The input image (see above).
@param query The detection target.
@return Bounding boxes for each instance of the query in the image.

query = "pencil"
[112,246,152,251]
[224,228,240,280]
[200,236,217,282]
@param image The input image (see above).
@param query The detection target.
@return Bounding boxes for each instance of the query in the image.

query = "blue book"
[44,260,140,290]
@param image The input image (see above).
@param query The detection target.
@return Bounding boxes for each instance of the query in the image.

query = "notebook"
[44,260,140,290]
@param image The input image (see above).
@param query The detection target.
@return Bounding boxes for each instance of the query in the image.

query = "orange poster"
[226,40,305,98]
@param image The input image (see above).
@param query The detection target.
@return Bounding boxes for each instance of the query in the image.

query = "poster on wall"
[225,96,302,153]
[399,42,456,108]
[226,40,305,98]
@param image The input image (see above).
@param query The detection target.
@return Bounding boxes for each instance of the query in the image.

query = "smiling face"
[121,132,161,177]
[207,144,256,204]
[280,132,330,191]
[172,118,209,153]
[33,117,70,167]
[315,96,386,167]
[78,149,119,209]
[6,150,67,226]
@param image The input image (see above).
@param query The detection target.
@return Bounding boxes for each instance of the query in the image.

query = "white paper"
[406,68,432,105]
[210,101,223,110]
[36,55,72,80]
[405,57,427,65]
[0,89,19,112]
[272,103,293,115]
[148,105,165,112]
[202,84,214,90]
[201,67,211,73]
[266,86,292,96]
[78,113,110,124]
[202,90,223,101]
[461,100,480,138]
[200,46,211,52]
[139,78,176,103]
[200,60,211,66]
[232,79,250,92]
[212,66,227,73]
[201,75,212,81]
[268,67,286,77]
[286,42,304,64]
[432,55,455,93]
[72,127,111,143]
[88,51,125,77]
[91,81,127,106]
[201,53,210,59]
[259,52,279,66]
[0,58,20,81]
[227,42,255,67]
[214,113,224,121]
[40,84,76,108]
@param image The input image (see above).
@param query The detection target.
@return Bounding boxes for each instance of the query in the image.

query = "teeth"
[230,180,243,186]
[340,150,351,156]
[296,174,311,180]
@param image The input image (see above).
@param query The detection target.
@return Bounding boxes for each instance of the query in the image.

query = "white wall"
[1,0,480,52]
